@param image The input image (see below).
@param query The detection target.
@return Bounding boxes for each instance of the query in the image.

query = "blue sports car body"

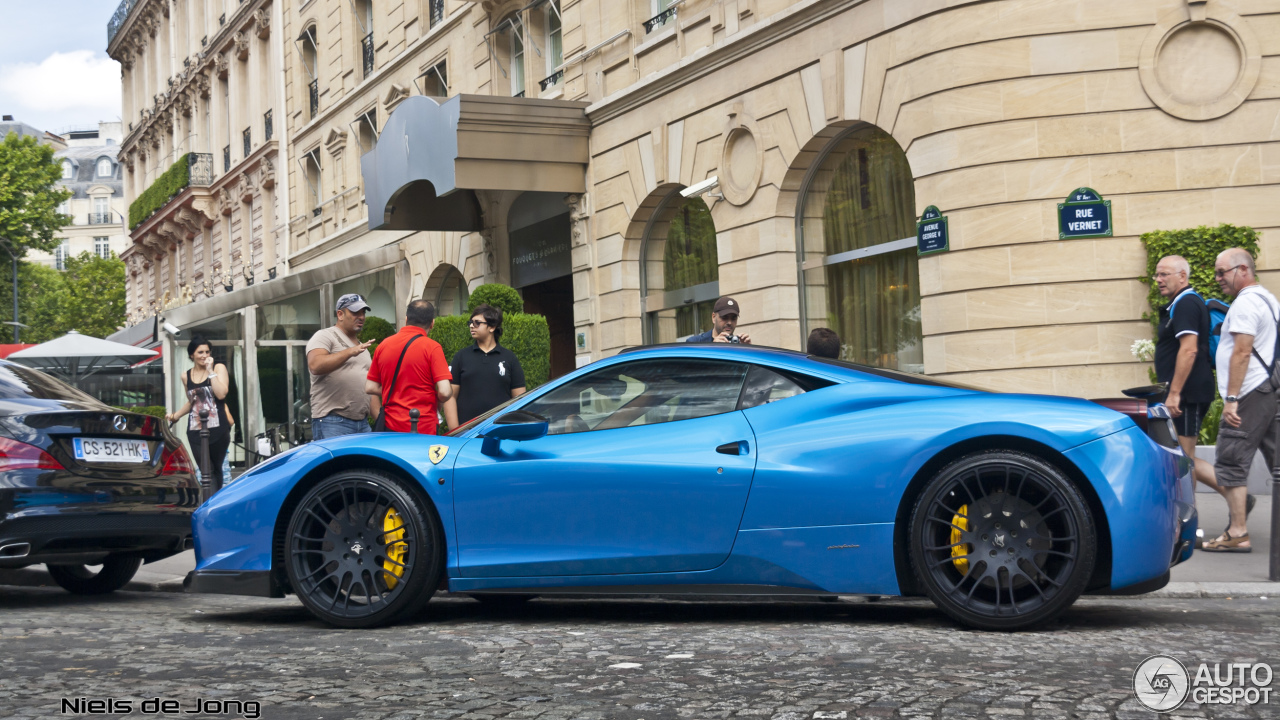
[191,344,1196,629]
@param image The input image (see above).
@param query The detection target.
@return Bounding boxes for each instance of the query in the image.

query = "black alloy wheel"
[47,556,143,595]
[285,470,443,628]
[909,451,1096,631]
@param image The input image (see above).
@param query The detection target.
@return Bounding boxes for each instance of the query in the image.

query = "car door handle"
[716,441,747,456]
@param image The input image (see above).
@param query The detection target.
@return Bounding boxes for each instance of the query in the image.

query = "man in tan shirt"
[306,293,377,439]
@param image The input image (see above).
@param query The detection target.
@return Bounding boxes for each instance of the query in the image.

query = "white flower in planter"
[1131,338,1156,363]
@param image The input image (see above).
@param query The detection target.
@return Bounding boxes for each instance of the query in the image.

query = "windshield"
[447,395,522,437]
[0,363,100,403]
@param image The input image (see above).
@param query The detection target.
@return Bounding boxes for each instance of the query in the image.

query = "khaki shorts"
[1214,385,1280,488]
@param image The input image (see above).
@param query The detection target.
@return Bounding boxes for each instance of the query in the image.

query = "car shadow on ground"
[0,585,180,610]
[178,594,1187,634]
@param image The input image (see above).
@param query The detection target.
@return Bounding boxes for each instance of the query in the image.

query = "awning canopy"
[361,94,590,232]
[8,330,159,381]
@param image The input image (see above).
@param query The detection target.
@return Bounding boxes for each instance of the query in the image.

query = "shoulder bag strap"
[1244,291,1280,387]
[382,335,422,405]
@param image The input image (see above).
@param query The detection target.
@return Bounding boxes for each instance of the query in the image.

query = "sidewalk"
[3,499,1280,598]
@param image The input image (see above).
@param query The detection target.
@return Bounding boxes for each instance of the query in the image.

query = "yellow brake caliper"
[382,507,408,589]
[951,504,970,575]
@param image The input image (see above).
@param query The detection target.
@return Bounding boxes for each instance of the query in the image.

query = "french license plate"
[73,437,151,464]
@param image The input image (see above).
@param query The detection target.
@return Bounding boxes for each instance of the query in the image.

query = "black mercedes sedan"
[0,359,199,594]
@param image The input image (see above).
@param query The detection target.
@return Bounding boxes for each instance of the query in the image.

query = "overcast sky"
[0,1,122,134]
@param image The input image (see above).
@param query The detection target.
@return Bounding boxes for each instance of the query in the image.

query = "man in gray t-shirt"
[305,293,376,440]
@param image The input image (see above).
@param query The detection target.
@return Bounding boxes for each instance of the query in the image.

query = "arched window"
[61,160,73,180]
[96,157,113,177]
[428,264,469,317]
[797,125,921,371]
[642,191,719,344]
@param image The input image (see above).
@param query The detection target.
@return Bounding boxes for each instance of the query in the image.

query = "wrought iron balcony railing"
[264,110,273,142]
[309,80,319,118]
[223,145,231,173]
[644,6,677,33]
[88,212,115,225]
[243,127,252,159]
[362,33,375,77]
[429,0,444,26]
[539,70,564,92]
[107,0,141,45]
[188,152,214,186]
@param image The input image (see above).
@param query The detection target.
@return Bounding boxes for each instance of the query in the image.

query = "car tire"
[908,451,1096,631]
[47,556,143,595]
[284,469,444,628]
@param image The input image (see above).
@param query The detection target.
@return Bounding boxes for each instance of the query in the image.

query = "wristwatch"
[1226,395,1240,402]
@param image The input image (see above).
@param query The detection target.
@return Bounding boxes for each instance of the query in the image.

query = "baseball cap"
[713,296,741,316]
[336,293,371,314]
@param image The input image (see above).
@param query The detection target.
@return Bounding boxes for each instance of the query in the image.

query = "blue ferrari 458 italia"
[190,344,1196,630]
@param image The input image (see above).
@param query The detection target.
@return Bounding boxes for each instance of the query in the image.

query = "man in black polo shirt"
[442,303,527,428]
[1154,254,1224,500]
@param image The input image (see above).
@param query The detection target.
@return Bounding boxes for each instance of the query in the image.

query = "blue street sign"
[917,206,948,255]
[1058,187,1112,239]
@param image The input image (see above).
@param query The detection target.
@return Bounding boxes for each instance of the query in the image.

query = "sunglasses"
[468,320,490,327]
[1215,265,1245,278]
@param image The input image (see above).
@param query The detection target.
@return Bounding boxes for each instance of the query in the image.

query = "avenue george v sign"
[917,205,949,255]
[1058,187,1112,240]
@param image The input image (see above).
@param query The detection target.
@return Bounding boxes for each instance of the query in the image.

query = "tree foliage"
[0,132,71,257]
[58,252,127,340]
[0,253,126,343]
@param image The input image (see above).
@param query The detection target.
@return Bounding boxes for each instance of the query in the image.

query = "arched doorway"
[797,125,921,371]
[424,264,469,317]
[641,190,719,344]
[508,191,573,378]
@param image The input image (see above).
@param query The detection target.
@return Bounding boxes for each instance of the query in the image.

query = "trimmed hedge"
[1139,224,1260,326]
[116,405,165,419]
[359,315,397,356]
[467,283,524,316]
[129,153,192,229]
[1138,223,1260,445]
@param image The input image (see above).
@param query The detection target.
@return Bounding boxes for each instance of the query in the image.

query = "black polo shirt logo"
[498,361,507,377]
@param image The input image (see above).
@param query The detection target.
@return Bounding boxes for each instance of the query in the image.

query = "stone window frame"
[96,156,114,178]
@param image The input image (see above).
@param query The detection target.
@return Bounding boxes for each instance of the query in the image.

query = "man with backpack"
[1154,255,1223,499]
[1204,248,1274,552]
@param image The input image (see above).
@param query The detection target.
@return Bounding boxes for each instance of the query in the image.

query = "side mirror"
[481,411,549,456]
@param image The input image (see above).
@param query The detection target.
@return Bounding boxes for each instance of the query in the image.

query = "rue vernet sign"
[917,206,948,255]
[1058,187,1112,239]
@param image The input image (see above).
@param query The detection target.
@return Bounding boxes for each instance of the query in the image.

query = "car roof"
[615,343,977,389]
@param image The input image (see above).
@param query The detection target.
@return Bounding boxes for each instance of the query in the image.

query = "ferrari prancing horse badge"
[429,445,448,464]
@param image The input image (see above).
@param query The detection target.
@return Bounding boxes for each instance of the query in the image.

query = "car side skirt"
[187,569,283,598]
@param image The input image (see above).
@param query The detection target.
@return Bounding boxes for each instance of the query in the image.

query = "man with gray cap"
[685,296,752,344]
[306,293,377,439]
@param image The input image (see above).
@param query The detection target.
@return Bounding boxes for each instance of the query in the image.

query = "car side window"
[521,359,750,435]
[736,365,835,410]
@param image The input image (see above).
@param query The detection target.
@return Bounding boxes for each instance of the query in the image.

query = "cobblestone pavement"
[1,588,1277,719]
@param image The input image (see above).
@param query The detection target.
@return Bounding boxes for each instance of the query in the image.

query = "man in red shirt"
[365,300,453,434]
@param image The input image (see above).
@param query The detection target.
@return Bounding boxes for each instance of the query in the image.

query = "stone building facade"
[109,0,1280,454]
[31,123,131,270]
[106,0,289,324]
[284,0,1279,400]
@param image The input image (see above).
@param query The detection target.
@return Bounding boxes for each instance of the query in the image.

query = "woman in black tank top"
[166,335,232,490]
